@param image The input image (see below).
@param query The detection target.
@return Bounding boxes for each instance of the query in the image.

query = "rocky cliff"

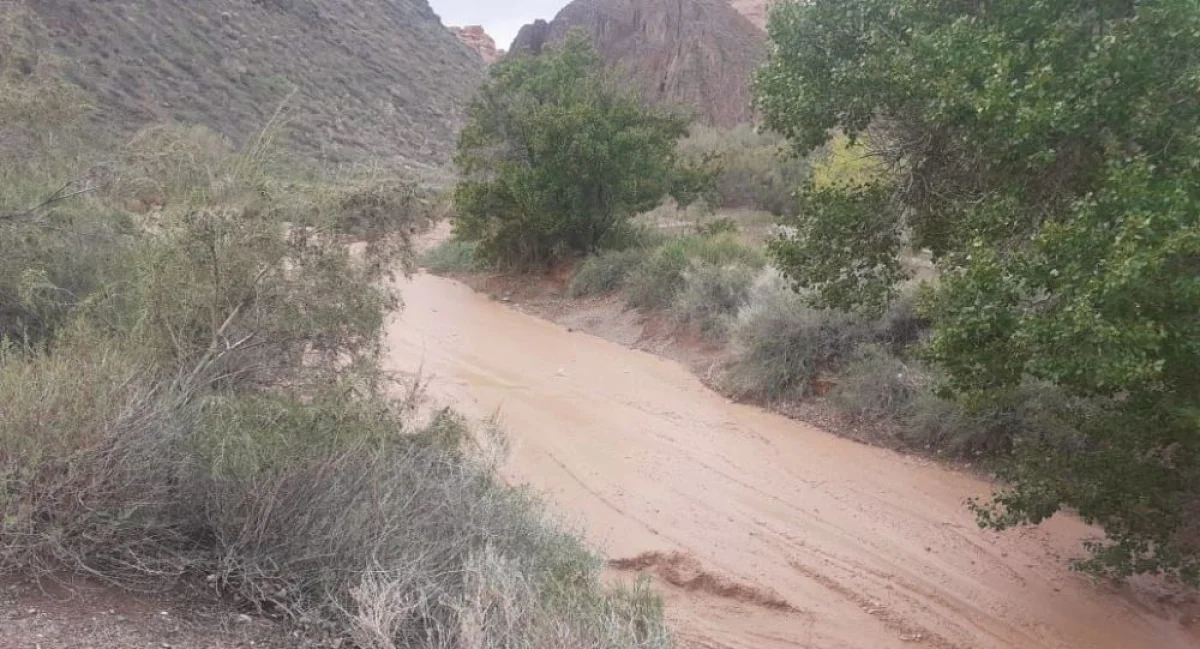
[450,25,505,64]
[510,0,766,126]
[18,0,485,166]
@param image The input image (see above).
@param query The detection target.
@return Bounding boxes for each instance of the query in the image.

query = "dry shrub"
[677,123,810,216]
[829,344,929,422]
[623,233,763,310]
[567,248,648,297]
[722,272,870,400]
[0,348,669,648]
[670,263,757,339]
[0,333,189,584]
[902,382,1097,458]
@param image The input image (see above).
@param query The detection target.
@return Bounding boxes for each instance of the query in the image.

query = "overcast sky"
[428,1,567,51]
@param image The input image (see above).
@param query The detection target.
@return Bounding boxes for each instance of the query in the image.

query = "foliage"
[829,344,927,424]
[567,248,649,298]
[809,133,885,190]
[756,0,1200,580]
[670,263,757,339]
[677,123,810,216]
[623,234,764,310]
[722,273,872,401]
[453,32,701,269]
[1,67,673,646]
[422,239,485,274]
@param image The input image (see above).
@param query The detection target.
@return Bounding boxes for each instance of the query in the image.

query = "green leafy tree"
[756,0,1200,582]
[453,33,703,268]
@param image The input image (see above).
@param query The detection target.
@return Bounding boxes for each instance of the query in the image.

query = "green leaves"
[757,0,1200,582]
[453,33,697,269]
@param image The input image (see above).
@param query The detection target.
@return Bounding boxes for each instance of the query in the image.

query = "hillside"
[17,0,485,167]
[510,0,765,126]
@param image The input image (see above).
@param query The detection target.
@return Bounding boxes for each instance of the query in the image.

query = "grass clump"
[568,248,649,298]
[422,238,484,274]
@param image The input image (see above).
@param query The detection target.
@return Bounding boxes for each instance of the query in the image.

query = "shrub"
[829,345,928,423]
[695,216,739,238]
[670,233,766,269]
[677,123,810,216]
[722,274,870,401]
[624,233,765,311]
[568,248,649,298]
[0,343,670,649]
[623,244,689,310]
[670,263,757,338]
[422,239,484,274]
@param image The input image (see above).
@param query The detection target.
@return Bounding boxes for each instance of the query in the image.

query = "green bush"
[670,263,757,338]
[623,244,689,310]
[454,34,699,268]
[422,239,484,274]
[568,248,649,298]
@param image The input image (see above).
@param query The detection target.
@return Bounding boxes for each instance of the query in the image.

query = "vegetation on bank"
[0,33,670,648]
[443,0,1200,586]
[757,0,1200,582]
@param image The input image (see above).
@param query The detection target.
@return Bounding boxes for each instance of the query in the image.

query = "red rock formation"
[510,0,765,126]
[449,25,505,64]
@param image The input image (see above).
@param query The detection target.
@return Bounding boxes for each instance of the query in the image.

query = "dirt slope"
[509,0,765,125]
[385,272,1199,649]
[15,0,483,166]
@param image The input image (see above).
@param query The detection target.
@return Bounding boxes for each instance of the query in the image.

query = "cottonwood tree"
[453,32,708,268]
[756,0,1200,582]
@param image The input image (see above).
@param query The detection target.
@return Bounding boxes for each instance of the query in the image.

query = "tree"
[453,32,703,268]
[756,0,1200,582]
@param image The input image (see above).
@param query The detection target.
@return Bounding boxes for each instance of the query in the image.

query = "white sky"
[428,1,568,51]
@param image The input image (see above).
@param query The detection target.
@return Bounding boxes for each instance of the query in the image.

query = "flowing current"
[386,271,1196,649]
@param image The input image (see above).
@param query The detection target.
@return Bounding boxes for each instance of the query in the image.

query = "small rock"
[238,613,253,624]
[116,615,128,622]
